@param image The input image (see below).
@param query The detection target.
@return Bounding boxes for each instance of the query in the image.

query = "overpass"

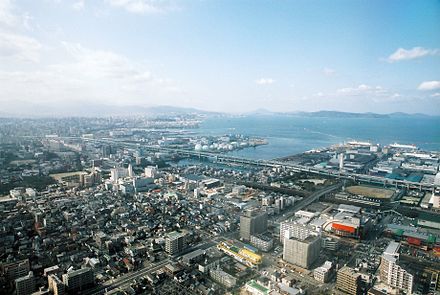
[136,144,438,192]
[53,136,439,192]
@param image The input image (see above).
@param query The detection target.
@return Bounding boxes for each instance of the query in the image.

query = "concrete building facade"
[283,235,321,269]
[240,209,268,241]
[165,231,187,255]
[336,266,361,295]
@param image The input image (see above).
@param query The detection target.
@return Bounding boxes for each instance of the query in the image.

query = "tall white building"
[145,166,158,178]
[339,153,344,170]
[280,221,315,242]
[127,164,134,178]
[110,167,129,181]
[379,241,413,294]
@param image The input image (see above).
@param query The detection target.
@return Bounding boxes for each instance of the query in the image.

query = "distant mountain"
[245,108,276,115]
[1,102,436,118]
[0,102,222,118]
[145,105,221,116]
[293,110,390,118]
[388,112,432,118]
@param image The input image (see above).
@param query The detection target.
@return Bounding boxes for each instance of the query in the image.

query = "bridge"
[53,136,439,192]
[136,144,438,192]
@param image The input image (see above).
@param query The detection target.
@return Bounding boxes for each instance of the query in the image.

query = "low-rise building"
[314,261,334,283]
[250,234,273,252]
[210,267,236,288]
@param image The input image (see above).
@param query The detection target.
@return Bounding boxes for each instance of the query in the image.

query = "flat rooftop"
[384,241,400,255]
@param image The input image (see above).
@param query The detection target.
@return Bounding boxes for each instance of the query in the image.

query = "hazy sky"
[1,0,440,115]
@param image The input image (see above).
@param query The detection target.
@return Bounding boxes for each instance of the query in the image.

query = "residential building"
[62,268,94,292]
[48,274,65,295]
[279,221,314,242]
[314,261,334,283]
[210,267,237,288]
[1,259,30,281]
[165,231,187,255]
[250,234,273,252]
[15,271,35,295]
[283,235,321,269]
[379,242,413,294]
[336,266,361,295]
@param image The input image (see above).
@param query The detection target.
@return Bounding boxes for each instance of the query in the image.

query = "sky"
[1,0,440,115]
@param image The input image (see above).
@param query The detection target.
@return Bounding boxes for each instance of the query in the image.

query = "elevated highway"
[137,144,438,192]
[49,136,439,192]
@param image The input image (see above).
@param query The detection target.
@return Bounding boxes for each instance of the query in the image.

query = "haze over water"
[197,115,440,160]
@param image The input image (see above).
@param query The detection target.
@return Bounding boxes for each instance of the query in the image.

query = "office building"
[240,208,268,241]
[165,231,187,255]
[283,235,320,269]
[336,266,361,295]
[62,268,94,292]
[15,271,35,295]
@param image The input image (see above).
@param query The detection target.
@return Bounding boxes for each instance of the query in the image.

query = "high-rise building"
[283,235,320,269]
[62,268,94,292]
[102,145,110,157]
[165,231,187,255]
[145,166,158,178]
[336,266,361,295]
[379,241,413,294]
[240,208,268,241]
[127,164,134,177]
[48,274,65,295]
[110,167,129,182]
[15,271,35,295]
[279,221,314,242]
[1,259,30,281]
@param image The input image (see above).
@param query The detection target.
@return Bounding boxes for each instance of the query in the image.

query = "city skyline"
[1,0,440,115]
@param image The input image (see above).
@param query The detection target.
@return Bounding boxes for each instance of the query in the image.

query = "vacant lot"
[346,185,394,199]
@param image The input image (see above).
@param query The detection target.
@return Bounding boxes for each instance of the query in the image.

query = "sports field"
[346,185,394,199]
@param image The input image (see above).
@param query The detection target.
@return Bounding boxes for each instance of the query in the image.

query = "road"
[81,258,171,295]
[276,183,343,223]
[30,135,438,191]
[82,239,219,295]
